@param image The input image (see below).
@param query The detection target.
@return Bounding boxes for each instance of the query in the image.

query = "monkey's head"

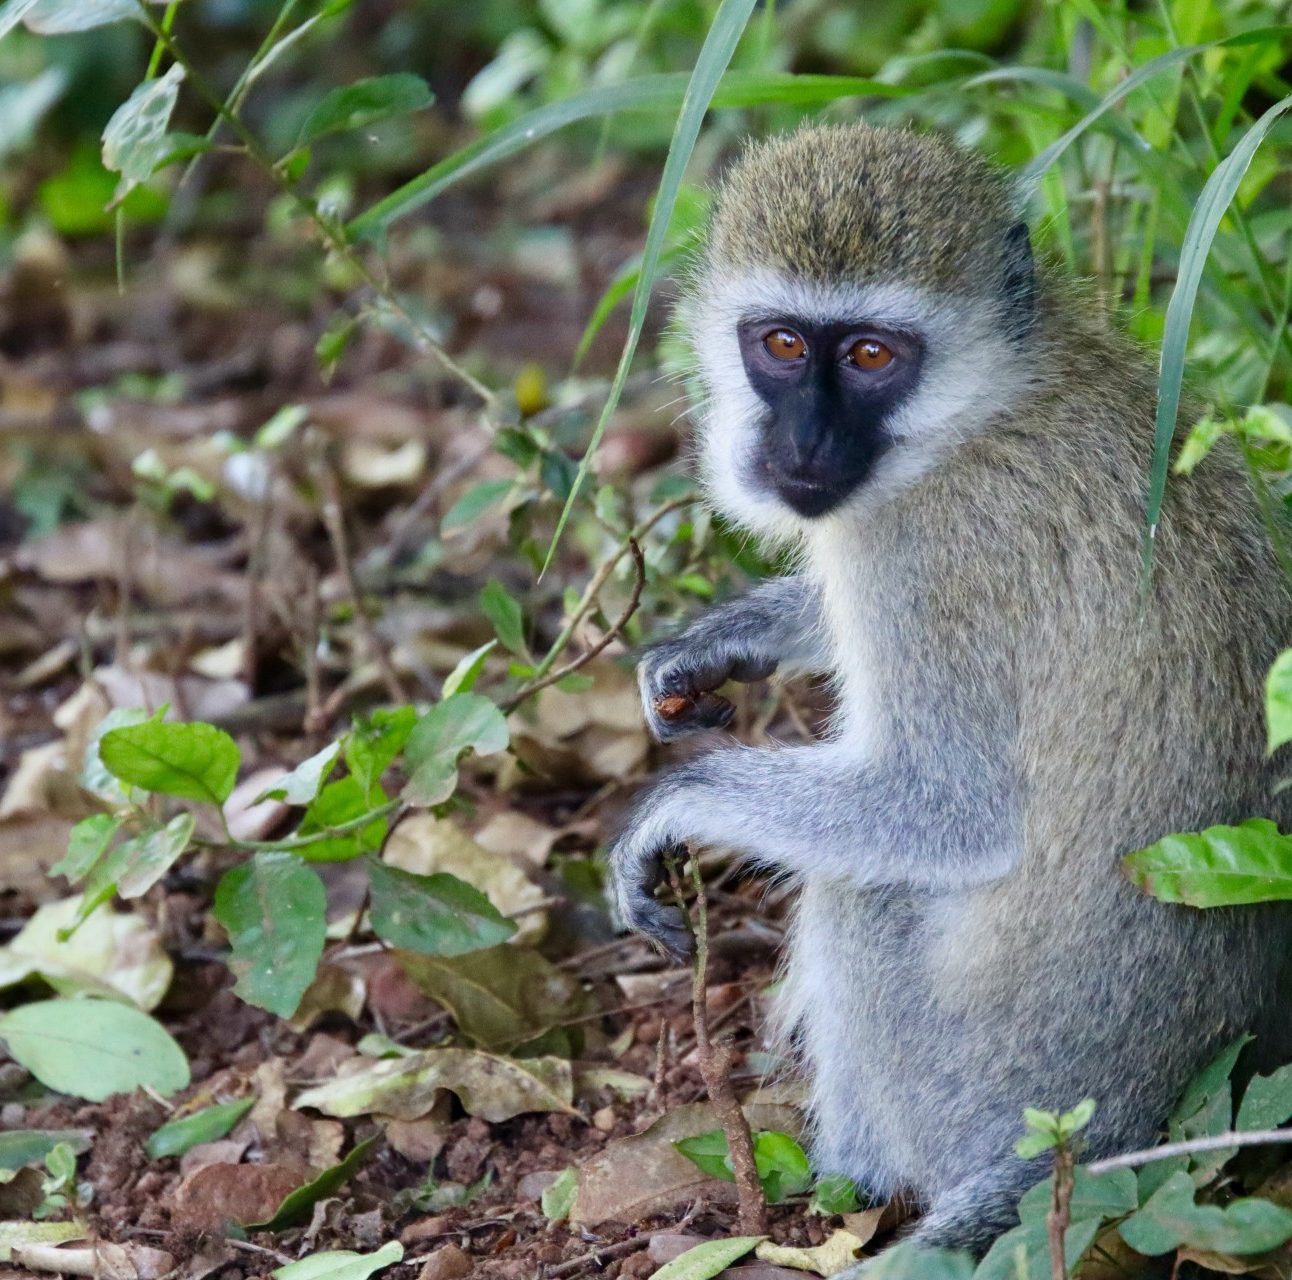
[682,122,1037,539]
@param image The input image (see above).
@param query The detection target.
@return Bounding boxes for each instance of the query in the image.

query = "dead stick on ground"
[675,852,768,1236]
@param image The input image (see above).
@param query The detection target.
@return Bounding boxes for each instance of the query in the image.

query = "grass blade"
[1022,26,1292,185]
[347,71,909,240]
[538,0,761,577]
[1141,90,1292,591]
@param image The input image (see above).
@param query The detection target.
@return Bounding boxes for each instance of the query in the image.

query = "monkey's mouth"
[771,469,857,518]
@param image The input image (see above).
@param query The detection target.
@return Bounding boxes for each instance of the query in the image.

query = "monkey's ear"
[1002,220,1035,337]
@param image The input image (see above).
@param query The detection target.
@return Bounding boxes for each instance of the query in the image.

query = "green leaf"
[1017,1168,1137,1224]
[442,480,513,532]
[1176,1037,1250,1122]
[256,742,341,806]
[101,62,185,190]
[540,0,760,577]
[855,1242,974,1280]
[367,860,516,956]
[674,1129,732,1182]
[81,707,150,804]
[214,853,326,1018]
[1124,821,1292,907]
[250,1137,378,1231]
[754,1130,812,1202]
[0,997,189,1101]
[347,72,908,241]
[345,708,415,803]
[808,1172,861,1215]
[100,717,240,807]
[402,694,509,806]
[442,641,497,698]
[297,74,433,145]
[541,1167,578,1222]
[648,1237,763,1280]
[273,1241,404,1280]
[50,814,124,884]
[1237,1063,1292,1132]
[1268,650,1292,755]
[1119,1171,1292,1256]
[479,579,526,656]
[975,1218,1101,1279]
[296,778,389,862]
[0,1130,91,1173]
[145,1098,254,1160]
[1141,87,1292,590]
[82,812,195,907]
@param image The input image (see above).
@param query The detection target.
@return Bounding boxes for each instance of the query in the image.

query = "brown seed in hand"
[655,694,693,721]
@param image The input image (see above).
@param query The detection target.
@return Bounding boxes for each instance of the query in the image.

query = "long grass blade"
[537,0,760,577]
[348,71,909,240]
[1141,90,1292,593]
[1022,25,1292,185]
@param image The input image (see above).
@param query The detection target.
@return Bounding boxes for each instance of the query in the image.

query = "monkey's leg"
[638,574,828,741]
[610,740,1019,956]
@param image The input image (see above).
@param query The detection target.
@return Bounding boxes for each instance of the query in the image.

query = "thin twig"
[677,853,767,1236]
[1048,1144,1074,1280]
[503,538,647,712]
[545,1234,647,1278]
[1086,1127,1292,1175]
[315,453,407,706]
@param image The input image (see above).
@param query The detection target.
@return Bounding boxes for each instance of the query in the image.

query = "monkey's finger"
[633,898,694,963]
[650,691,735,742]
[728,654,778,683]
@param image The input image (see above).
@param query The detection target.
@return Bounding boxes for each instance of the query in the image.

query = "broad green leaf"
[250,1137,378,1230]
[0,997,189,1101]
[345,708,415,802]
[402,694,509,806]
[1119,1170,1292,1255]
[256,742,341,806]
[479,579,526,656]
[975,1218,1101,1280]
[442,641,497,698]
[674,1128,730,1182]
[1017,1167,1137,1224]
[81,812,195,911]
[273,1241,403,1280]
[297,74,433,145]
[0,1130,91,1173]
[753,1130,812,1202]
[1237,1063,1292,1132]
[296,778,389,861]
[81,707,150,803]
[808,1172,861,1215]
[214,853,326,1017]
[442,480,513,532]
[855,1242,974,1279]
[100,717,240,807]
[367,860,516,956]
[347,72,909,240]
[541,0,760,576]
[1268,650,1292,754]
[1124,821,1292,907]
[1141,88,1292,589]
[145,1098,254,1160]
[50,814,124,884]
[541,1167,578,1222]
[101,62,184,190]
[648,1237,763,1280]
[1175,1037,1250,1122]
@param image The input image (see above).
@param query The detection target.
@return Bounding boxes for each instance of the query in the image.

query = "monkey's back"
[783,305,1292,1207]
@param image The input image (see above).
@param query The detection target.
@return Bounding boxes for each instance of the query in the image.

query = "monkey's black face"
[737,318,923,517]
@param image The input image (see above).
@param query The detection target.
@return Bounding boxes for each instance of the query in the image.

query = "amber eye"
[763,328,806,361]
[848,339,894,371]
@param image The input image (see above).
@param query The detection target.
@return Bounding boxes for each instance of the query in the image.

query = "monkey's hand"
[608,799,695,962]
[638,634,777,743]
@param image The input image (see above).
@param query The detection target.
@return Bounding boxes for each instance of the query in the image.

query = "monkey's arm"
[610,740,1020,958]
[639,574,828,742]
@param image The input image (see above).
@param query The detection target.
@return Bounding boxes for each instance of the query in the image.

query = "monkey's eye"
[848,339,894,371]
[763,329,806,361]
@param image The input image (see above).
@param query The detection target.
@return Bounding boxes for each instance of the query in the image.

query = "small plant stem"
[683,853,768,1236]
[193,799,401,853]
[133,2,496,411]
[315,455,408,706]
[1086,1126,1292,1175]
[503,538,646,712]
[1048,1143,1074,1280]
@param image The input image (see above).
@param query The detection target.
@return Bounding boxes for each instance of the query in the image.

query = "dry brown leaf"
[0,812,75,896]
[755,1230,865,1276]
[472,810,558,868]
[571,1101,800,1226]
[172,1162,305,1232]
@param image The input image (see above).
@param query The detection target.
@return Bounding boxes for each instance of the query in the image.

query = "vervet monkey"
[609,121,1292,1256]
